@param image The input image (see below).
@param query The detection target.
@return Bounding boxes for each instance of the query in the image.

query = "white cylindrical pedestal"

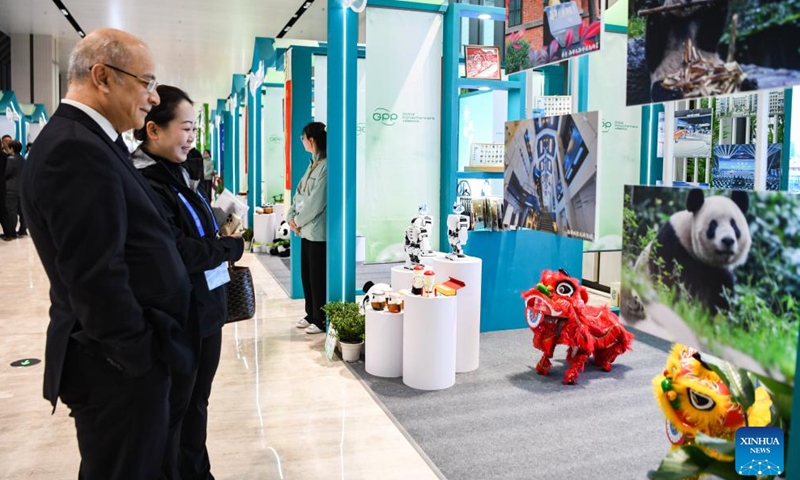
[391,266,413,291]
[390,253,445,291]
[253,213,277,244]
[365,308,403,378]
[402,293,457,390]
[432,256,482,373]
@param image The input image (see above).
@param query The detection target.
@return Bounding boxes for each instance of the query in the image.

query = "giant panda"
[644,0,728,102]
[638,188,751,313]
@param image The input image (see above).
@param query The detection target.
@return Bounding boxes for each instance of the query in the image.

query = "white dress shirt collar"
[61,99,119,142]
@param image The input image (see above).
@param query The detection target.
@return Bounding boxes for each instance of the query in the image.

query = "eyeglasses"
[93,63,158,93]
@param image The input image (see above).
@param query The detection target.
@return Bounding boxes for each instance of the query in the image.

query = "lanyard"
[173,187,218,237]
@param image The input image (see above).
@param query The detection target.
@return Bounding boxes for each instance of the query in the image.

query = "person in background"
[133,84,244,480]
[286,122,328,334]
[0,141,11,241]
[202,149,214,199]
[184,147,204,191]
[4,140,25,237]
[20,28,194,479]
[1,135,11,155]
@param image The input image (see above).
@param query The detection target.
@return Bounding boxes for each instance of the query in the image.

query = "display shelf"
[457,78,520,91]
[456,171,503,179]
[463,165,502,173]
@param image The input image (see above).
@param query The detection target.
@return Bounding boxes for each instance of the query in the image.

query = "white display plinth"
[356,235,366,263]
[253,213,277,244]
[365,307,403,378]
[272,204,285,225]
[432,256,482,373]
[402,293,457,390]
[390,252,445,291]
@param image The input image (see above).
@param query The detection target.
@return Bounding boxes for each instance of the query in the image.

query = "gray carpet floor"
[255,252,398,297]
[345,327,674,480]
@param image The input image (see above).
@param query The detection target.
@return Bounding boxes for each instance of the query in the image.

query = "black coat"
[5,153,24,193]
[134,149,244,338]
[20,104,194,408]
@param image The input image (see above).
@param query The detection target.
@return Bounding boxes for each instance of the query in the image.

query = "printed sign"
[736,427,784,476]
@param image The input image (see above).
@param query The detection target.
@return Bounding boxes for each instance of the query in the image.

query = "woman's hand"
[289,220,301,234]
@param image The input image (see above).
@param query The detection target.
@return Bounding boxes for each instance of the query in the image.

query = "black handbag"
[226,263,256,323]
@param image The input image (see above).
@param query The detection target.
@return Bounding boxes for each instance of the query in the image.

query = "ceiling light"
[478,86,491,91]
[61,8,69,15]
[78,31,85,37]
[303,2,311,8]
[284,27,290,32]
[478,13,491,19]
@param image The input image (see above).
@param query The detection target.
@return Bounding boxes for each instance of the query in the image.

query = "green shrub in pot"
[322,301,365,344]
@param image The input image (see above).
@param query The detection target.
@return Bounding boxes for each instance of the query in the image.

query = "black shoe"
[1,235,14,242]
[17,231,27,236]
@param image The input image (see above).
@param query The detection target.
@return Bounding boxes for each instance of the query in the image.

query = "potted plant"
[242,227,254,251]
[322,301,365,362]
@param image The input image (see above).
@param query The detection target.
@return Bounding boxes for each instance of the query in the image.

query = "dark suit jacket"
[20,103,195,408]
[5,153,24,193]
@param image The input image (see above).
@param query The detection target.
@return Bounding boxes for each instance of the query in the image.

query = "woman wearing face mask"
[133,85,244,480]
[286,122,328,335]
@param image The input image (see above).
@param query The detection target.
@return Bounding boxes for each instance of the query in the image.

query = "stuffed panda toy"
[360,280,391,314]
[269,221,291,257]
[638,188,751,313]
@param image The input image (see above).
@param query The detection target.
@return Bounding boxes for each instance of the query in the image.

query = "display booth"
[0,91,23,146]
[208,1,800,475]
[21,103,49,150]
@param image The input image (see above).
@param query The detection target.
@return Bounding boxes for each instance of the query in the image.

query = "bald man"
[21,28,194,479]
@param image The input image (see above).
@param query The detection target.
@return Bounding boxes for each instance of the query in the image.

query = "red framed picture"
[464,45,501,80]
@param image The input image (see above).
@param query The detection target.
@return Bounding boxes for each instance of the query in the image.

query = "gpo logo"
[356,123,366,135]
[269,135,282,143]
[601,120,612,133]
[372,108,398,126]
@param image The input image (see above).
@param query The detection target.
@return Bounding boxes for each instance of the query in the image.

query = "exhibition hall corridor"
[0,237,438,480]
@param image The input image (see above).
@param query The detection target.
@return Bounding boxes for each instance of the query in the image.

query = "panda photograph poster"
[626,0,800,106]
[502,111,598,240]
[505,0,602,73]
[619,185,800,387]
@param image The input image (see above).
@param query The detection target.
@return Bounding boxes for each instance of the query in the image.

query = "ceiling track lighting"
[51,0,85,37]
[277,0,317,39]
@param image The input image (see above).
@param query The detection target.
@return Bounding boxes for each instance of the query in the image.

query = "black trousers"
[6,192,23,235]
[163,329,223,480]
[59,340,170,480]
[0,186,12,237]
[300,238,327,329]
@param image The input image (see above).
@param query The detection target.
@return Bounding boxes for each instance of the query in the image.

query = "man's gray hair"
[67,33,132,83]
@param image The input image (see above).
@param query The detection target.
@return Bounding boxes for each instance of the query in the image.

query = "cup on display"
[386,291,402,313]
[422,270,436,297]
[370,288,386,311]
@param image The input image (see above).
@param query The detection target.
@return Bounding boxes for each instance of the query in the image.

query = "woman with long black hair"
[287,122,328,334]
[133,84,244,479]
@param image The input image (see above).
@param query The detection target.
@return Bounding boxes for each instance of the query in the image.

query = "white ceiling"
[0,0,367,106]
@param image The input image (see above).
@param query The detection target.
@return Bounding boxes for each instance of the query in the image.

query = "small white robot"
[404,204,435,268]
[446,202,470,261]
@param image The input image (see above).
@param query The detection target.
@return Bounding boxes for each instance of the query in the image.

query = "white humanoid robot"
[446,202,470,261]
[404,204,435,268]
[414,204,435,258]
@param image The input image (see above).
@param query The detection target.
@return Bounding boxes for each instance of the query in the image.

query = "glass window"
[508,0,522,27]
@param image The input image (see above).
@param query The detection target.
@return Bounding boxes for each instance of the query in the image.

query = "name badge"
[204,262,231,291]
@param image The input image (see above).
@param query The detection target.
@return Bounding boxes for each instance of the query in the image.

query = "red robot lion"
[522,269,634,385]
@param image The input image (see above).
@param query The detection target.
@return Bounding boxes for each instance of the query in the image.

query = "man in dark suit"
[21,28,194,480]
